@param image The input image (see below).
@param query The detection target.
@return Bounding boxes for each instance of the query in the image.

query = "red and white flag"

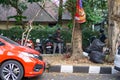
[75,0,86,23]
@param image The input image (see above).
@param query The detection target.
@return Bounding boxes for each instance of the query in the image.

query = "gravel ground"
[42,54,113,67]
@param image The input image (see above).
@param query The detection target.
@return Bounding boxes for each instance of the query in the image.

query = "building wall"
[0,22,49,30]
[0,22,15,30]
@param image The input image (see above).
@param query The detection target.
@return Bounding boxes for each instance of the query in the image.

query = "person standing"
[53,28,63,54]
[99,29,107,43]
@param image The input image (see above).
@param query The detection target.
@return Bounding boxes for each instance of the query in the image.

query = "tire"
[0,60,24,80]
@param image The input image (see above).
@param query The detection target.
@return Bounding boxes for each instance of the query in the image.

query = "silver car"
[114,47,120,71]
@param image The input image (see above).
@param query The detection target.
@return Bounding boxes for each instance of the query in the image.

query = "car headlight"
[20,52,39,58]
[20,52,43,60]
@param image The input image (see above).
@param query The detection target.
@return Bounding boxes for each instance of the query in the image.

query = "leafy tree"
[64,0,108,59]
[0,0,27,28]
[58,0,63,25]
[64,0,76,21]
[65,0,108,27]
[28,0,42,2]
[82,0,108,27]
[0,0,43,28]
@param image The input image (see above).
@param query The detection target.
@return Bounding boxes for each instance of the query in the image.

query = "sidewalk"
[42,54,118,74]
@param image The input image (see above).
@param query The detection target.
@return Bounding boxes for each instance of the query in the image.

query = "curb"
[48,65,119,74]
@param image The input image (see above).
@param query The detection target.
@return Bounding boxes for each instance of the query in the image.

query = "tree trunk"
[58,0,63,26]
[71,23,83,60]
[107,0,120,62]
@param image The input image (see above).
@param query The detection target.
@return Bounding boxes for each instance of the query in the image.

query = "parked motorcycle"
[45,35,53,54]
[34,39,43,54]
[25,39,34,49]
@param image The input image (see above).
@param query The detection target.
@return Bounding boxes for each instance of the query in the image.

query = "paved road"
[22,73,120,80]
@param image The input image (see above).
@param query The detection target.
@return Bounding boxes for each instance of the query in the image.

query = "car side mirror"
[0,41,5,46]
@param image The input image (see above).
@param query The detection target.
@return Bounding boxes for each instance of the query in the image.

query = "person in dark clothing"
[90,36,97,44]
[53,28,63,54]
[99,29,107,43]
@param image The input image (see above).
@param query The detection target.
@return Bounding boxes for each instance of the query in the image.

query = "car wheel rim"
[2,63,20,80]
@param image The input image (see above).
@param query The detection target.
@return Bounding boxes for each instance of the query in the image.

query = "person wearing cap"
[99,29,107,43]
[53,28,63,54]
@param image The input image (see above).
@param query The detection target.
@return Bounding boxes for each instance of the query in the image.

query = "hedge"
[0,25,99,49]
[0,26,72,44]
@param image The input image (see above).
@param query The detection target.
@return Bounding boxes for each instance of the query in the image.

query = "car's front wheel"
[0,60,24,80]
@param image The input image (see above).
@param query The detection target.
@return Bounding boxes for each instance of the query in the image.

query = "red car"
[0,35,45,80]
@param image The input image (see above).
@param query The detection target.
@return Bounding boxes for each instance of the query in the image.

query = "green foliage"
[82,27,99,49]
[0,0,28,26]
[64,0,76,19]
[0,0,17,5]
[67,21,73,29]
[81,0,108,48]
[64,0,107,49]
[65,0,108,27]
[18,2,28,13]
[0,26,99,50]
[28,0,43,3]
[29,25,72,43]
[8,15,27,25]
[0,26,72,43]
[82,0,107,26]
[0,26,23,39]
[0,0,43,27]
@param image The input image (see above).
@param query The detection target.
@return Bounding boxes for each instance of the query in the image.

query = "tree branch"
[21,0,46,46]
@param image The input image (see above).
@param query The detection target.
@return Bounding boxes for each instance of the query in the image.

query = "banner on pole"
[75,0,86,23]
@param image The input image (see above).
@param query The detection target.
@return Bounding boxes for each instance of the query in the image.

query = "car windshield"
[0,35,20,46]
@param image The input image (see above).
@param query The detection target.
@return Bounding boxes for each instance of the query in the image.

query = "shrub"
[0,25,72,44]
[82,27,99,50]
[0,25,100,50]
